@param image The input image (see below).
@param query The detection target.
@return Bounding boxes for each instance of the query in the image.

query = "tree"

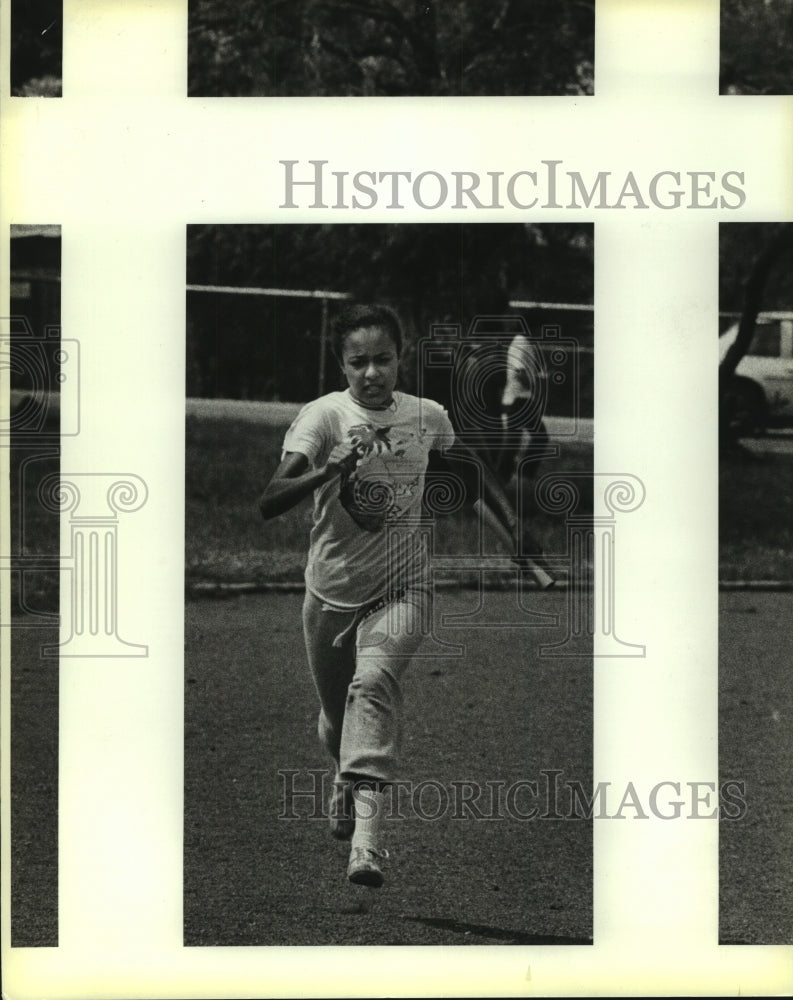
[11,0,62,96]
[720,0,793,95]
[719,223,793,446]
[188,0,595,97]
[185,222,593,402]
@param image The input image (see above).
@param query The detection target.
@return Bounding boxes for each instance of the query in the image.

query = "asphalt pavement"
[9,591,790,947]
[184,588,593,946]
[179,589,791,947]
[718,590,793,944]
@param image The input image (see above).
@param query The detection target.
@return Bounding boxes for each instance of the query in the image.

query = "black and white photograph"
[2,0,793,996]
[7,226,61,947]
[9,0,62,96]
[717,222,793,944]
[720,0,793,95]
[188,0,595,97]
[184,222,594,945]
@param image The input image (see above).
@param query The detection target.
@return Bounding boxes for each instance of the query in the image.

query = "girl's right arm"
[259,444,360,519]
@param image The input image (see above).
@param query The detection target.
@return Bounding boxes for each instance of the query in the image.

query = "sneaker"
[329,774,355,841]
[347,846,389,888]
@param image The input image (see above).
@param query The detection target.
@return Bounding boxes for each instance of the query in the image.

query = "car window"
[750,322,782,358]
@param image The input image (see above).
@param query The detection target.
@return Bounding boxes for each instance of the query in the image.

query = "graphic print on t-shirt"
[347,423,405,456]
[339,422,421,532]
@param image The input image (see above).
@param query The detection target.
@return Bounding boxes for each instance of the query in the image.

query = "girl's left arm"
[441,441,555,589]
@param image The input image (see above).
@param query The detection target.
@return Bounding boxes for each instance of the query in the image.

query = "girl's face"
[340,325,400,409]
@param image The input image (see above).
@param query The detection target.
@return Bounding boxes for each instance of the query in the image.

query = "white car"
[719,312,793,433]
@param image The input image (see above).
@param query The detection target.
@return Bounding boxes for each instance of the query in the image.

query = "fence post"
[318,296,328,396]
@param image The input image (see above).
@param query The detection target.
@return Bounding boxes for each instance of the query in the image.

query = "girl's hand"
[325,442,361,479]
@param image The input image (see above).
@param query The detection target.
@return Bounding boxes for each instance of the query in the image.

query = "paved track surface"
[718,591,793,944]
[10,593,791,947]
[181,590,792,947]
[184,589,594,946]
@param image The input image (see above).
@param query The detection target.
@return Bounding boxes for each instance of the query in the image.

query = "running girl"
[259,304,541,887]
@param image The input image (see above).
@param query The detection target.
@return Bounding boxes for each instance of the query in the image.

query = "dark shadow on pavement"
[403,915,592,946]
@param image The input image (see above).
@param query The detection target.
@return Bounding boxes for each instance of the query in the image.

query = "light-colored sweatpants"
[301,587,429,784]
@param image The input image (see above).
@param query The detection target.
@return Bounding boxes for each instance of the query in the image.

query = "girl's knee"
[351,656,404,692]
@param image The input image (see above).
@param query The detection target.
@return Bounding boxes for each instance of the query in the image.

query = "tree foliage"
[719,223,793,446]
[188,0,595,97]
[720,0,793,95]
[186,223,593,403]
[11,0,62,96]
[719,225,793,382]
[187,222,593,327]
[719,223,793,321]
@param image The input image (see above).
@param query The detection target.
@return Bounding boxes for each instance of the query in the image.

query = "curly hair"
[331,303,403,361]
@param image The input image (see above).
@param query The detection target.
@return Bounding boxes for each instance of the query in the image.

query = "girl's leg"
[339,589,427,785]
[301,590,357,765]
[302,591,360,839]
[341,590,429,885]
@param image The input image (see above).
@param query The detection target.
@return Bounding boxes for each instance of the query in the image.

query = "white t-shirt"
[502,333,547,408]
[282,389,455,608]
